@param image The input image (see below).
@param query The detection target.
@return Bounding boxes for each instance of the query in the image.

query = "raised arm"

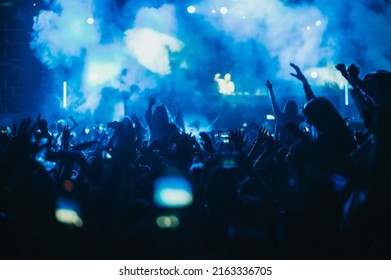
[265,80,282,118]
[335,63,377,130]
[145,92,157,127]
[68,116,78,131]
[290,63,316,101]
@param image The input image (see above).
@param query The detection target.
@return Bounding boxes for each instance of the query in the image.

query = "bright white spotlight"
[87,17,94,24]
[242,15,246,19]
[187,5,196,14]
[310,71,318,79]
[211,9,216,14]
[306,25,311,30]
[315,20,322,26]
[220,7,228,14]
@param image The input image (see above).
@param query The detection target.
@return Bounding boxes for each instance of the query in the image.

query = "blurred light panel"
[187,5,196,14]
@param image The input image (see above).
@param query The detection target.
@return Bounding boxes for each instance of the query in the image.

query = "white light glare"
[306,26,311,30]
[187,5,196,14]
[310,71,318,79]
[89,73,98,81]
[211,9,216,14]
[220,7,228,14]
[315,20,322,26]
[87,17,94,24]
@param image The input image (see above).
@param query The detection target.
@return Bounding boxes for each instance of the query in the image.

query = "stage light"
[242,16,246,19]
[211,9,216,14]
[306,26,311,30]
[345,80,349,106]
[187,5,196,14]
[63,81,67,108]
[220,7,228,14]
[315,20,322,26]
[310,71,318,78]
[87,17,94,24]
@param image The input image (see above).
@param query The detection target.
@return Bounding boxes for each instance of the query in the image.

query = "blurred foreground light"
[55,209,83,227]
[156,215,180,229]
[310,71,318,78]
[187,5,196,14]
[220,7,228,14]
[87,17,94,24]
[315,20,322,26]
[154,176,193,208]
[265,114,275,120]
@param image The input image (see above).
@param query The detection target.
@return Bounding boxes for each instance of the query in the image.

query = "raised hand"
[148,92,158,108]
[37,113,49,134]
[229,128,248,151]
[347,64,360,84]
[8,118,43,160]
[290,63,307,82]
[256,127,269,143]
[199,131,215,155]
[265,80,273,91]
[335,64,349,79]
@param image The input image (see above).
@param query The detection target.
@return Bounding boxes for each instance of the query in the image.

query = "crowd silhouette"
[0,63,390,259]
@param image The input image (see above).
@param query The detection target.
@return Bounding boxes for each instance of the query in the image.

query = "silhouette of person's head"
[284,100,299,116]
[152,105,169,125]
[56,119,66,133]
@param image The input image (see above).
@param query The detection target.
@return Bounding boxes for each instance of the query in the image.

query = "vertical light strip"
[344,80,349,106]
[63,81,67,108]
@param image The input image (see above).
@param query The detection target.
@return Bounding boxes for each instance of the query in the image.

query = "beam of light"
[63,81,67,108]
[187,5,196,14]
[345,80,349,106]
